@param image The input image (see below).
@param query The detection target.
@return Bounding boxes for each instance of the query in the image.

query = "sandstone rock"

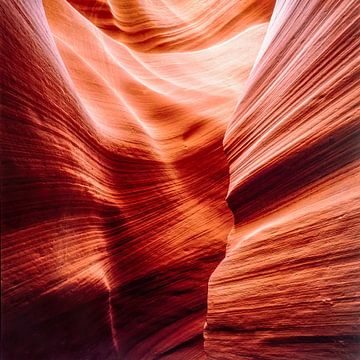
[205,0,360,359]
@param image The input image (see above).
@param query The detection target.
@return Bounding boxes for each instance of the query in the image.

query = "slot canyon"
[1,0,359,359]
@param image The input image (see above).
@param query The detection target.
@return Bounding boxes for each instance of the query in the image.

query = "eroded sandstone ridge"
[1,0,359,359]
[1,0,272,359]
[205,0,360,359]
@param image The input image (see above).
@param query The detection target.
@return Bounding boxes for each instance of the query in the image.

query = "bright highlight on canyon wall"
[1,0,359,359]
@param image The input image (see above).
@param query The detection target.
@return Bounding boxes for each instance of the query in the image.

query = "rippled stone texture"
[1,0,359,359]
[67,0,274,52]
[205,0,360,359]
[1,0,272,359]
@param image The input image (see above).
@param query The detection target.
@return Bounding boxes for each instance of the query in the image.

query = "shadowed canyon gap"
[1,0,359,359]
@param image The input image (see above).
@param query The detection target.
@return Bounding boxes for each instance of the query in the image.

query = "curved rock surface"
[1,0,272,359]
[1,0,359,359]
[67,0,274,52]
[205,0,360,359]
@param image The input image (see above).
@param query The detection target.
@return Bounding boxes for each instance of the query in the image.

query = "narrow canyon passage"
[1,0,273,359]
[1,0,359,360]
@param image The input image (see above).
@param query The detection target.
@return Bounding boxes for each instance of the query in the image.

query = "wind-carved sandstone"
[1,0,358,359]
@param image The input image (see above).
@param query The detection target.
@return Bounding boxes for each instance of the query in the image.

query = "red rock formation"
[1,0,273,359]
[2,0,359,359]
[67,0,274,52]
[205,0,360,359]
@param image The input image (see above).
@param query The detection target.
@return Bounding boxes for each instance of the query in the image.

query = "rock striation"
[1,0,272,359]
[1,0,359,359]
[205,0,360,359]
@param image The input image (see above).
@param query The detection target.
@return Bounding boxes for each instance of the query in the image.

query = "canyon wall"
[1,0,272,359]
[1,0,359,359]
[205,0,360,359]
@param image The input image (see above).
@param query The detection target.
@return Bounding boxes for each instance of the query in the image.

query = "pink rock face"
[1,0,358,360]
[205,0,360,359]
[1,1,272,359]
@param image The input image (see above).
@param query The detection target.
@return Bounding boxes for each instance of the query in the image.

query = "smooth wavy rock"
[1,0,272,359]
[205,0,360,359]
[67,0,274,52]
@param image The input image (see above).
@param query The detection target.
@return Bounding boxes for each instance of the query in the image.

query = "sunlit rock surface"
[1,0,272,359]
[1,0,358,359]
[205,0,360,359]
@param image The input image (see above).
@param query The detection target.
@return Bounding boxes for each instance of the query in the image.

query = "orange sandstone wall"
[1,0,273,359]
[205,0,360,359]
[1,0,358,359]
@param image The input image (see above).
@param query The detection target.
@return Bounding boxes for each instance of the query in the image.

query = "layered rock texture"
[1,0,359,360]
[206,0,360,359]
